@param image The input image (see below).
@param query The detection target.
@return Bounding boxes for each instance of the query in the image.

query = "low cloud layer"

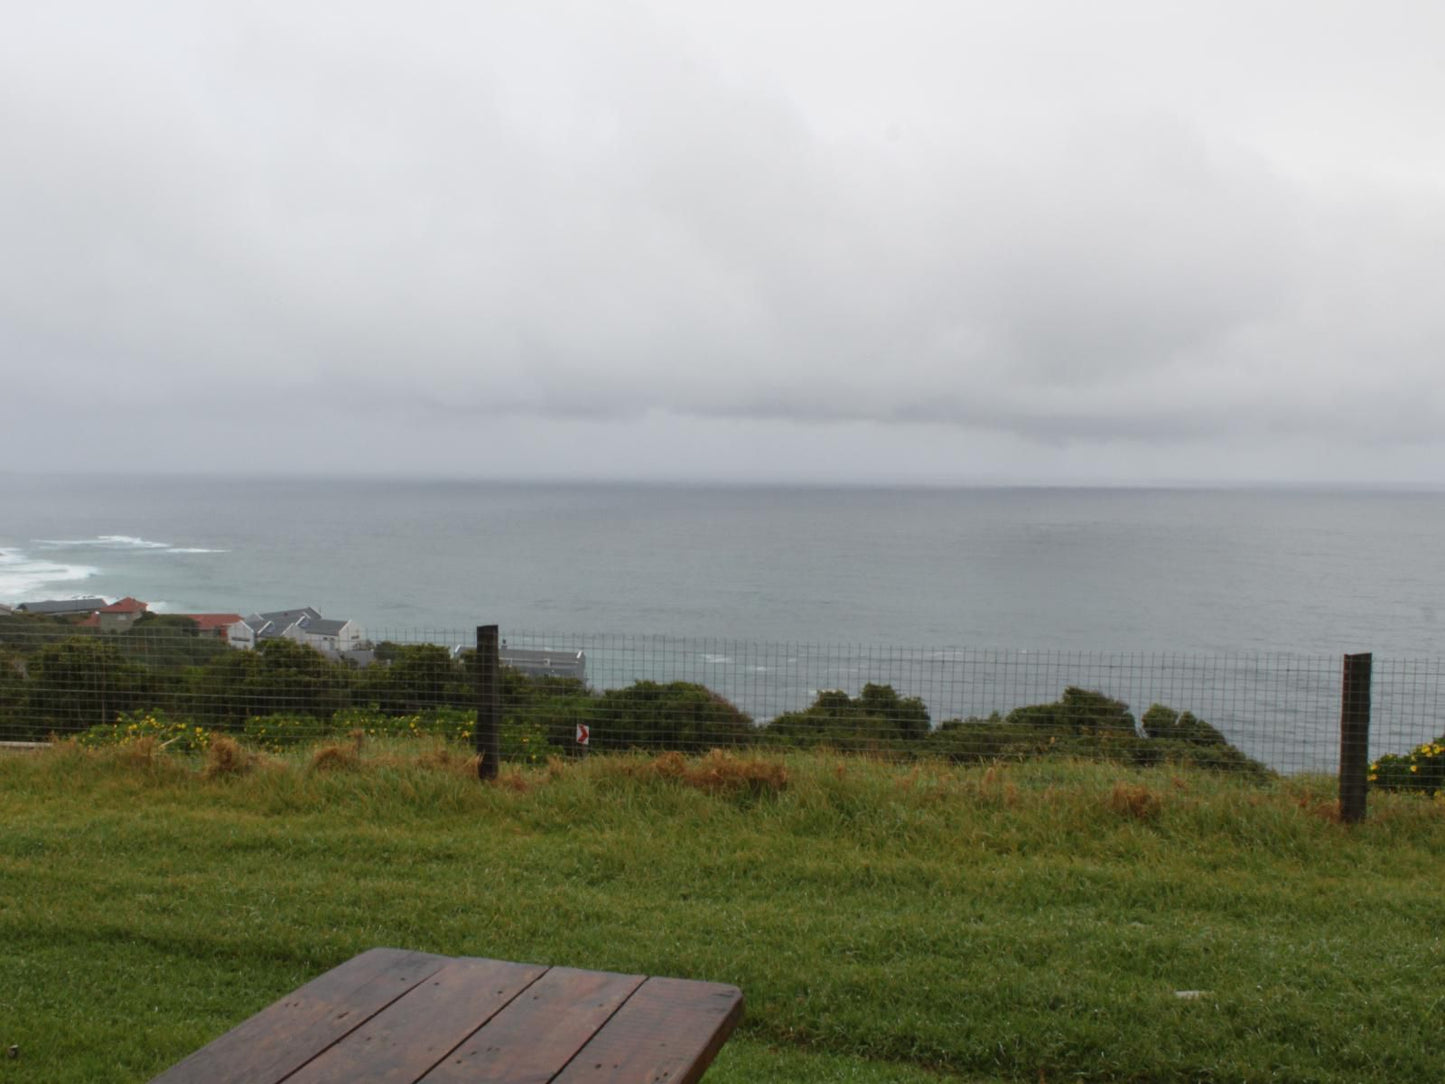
[3,1,1444,482]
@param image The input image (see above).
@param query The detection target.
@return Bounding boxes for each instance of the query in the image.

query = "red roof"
[101,597,148,613]
[77,613,100,628]
[180,613,245,631]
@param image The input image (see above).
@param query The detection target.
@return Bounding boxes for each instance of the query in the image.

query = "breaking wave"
[0,547,99,602]
[36,536,226,555]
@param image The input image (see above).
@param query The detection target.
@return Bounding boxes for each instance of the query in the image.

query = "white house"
[246,607,362,653]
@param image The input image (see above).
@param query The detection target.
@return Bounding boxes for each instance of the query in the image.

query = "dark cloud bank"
[2,1,1443,483]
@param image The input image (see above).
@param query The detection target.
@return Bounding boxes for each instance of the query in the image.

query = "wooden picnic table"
[149,948,743,1084]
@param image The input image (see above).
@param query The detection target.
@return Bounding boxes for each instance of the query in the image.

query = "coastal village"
[3,597,366,658]
[0,595,587,679]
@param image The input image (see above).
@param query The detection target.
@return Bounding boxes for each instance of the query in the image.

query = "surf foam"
[0,547,99,603]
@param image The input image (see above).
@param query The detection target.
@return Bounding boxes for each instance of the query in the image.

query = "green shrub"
[1007,686,1136,736]
[927,693,1272,779]
[760,683,928,752]
[24,637,157,736]
[585,681,754,752]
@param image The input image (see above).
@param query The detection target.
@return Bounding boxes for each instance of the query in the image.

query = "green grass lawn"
[1,741,1442,1082]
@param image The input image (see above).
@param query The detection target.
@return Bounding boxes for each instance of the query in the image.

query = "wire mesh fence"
[1,613,1443,784]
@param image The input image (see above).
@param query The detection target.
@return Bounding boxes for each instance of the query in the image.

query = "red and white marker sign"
[575,723,590,746]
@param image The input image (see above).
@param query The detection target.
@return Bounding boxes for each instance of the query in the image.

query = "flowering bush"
[343,707,475,743]
[501,718,549,765]
[1370,737,1445,796]
[78,710,213,753]
[240,713,321,751]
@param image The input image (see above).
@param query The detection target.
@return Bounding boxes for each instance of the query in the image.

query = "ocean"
[3,475,1443,769]
[3,475,1441,655]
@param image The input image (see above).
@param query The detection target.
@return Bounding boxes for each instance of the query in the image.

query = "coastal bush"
[1141,703,1227,744]
[1007,686,1135,735]
[120,614,230,668]
[187,638,351,727]
[355,643,468,711]
[23,637,156,737]
[0,627,1277,781]
[760,683,929,751]
[927,714,1063,763]
[1370,736,1445,796]
[928,691,1273,779]
[0,646,26,739]
[582,681,754,752]
[251,638,350,717]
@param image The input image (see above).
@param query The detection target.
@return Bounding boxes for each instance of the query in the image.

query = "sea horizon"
[3,473,1441,655]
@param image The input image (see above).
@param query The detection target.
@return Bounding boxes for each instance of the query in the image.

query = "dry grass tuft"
[976,765,1020,807]
[1296,794,1342,823]
[1109,781,1164,821]
[119,736,161,768]
[415,746,471,775]
[496,767,531,792]
[202,736,251,779]
[620,749,789,796]
[309,743,361,773]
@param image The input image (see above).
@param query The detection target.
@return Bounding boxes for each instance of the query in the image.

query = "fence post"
[1339,652,1371,824]
[475,625,501,781]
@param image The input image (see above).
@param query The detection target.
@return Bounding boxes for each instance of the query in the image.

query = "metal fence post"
[1339,652,1371,824]
[475,625,501,781]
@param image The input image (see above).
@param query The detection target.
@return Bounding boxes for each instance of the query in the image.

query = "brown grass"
[1296,794,1343,823]
[976,765,1020,807]
[308,744,361,773]
[414,745,477,775]
[202,736,251,779]
[619,750,789,796]
[1109,781,1164,821]
[495,767,532,792]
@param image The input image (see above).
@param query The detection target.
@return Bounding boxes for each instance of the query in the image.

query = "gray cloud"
[2,1,1444,481]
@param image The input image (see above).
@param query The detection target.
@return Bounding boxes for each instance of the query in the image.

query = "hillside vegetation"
[1,743,1442,1083]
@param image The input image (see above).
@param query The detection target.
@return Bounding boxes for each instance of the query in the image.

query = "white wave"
[35,536,225,555]
[0,547,99,602]
[701,653,733,665]
[38,535,169,549]
[98,535,170,548]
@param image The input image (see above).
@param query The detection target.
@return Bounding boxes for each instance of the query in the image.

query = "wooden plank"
[281,957,546,1084]
[419,967,646,1084]
[150,949,448,1084]
[550,977,743,1084]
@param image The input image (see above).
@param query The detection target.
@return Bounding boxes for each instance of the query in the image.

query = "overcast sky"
[3,1,1443,484]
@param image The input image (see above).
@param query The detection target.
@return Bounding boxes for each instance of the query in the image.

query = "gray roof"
[16,598,106,615]
[245,609,351,640]
[502,648,584,665]
[257,607,323,627]
[500,648,586,679]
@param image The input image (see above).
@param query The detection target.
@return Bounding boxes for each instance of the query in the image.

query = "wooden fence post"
[1339,652,1371,824]
[475,625,500,781]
